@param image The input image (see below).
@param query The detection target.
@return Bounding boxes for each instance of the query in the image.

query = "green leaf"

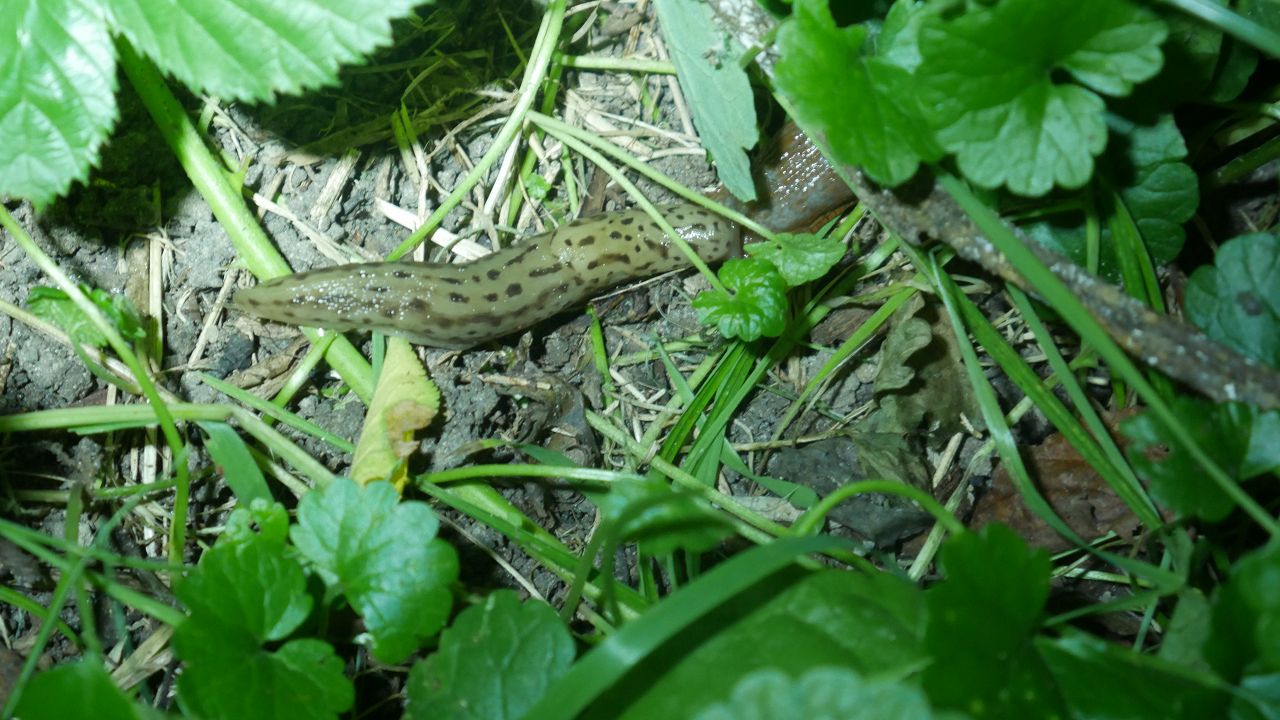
[654,0,757,202]
[222,499,291,547]
[693,259,788,342]
[1025,112,1198,278]
[600,479,734,556]
[1185,232,1280,369]
[174,535,352,720]
[915,0,1167,195]
[102,0,425,101]
[743,232,845,287]
[198,421,271,504]
[405,591,574,720]
[351,337,441,488]
[692,667,937,720]
[775,0,940,186]
[1121,398,1278,521]
[290,479,459,664]
[27,285,146,349]
[922,525,1063,717]
[15,660,149,720]
[0,0,118,209]
[1036,631,1230,718]
[1206,541,1280,681]
[619,570,927,719]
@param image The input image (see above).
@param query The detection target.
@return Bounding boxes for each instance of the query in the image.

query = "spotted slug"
[234,204,741,348]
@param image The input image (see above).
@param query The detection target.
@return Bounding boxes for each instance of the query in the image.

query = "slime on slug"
[234,204,742,348]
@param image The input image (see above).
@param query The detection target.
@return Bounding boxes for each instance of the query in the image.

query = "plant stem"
[114,41,374,403]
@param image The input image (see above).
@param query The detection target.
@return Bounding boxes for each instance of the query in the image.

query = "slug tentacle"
[234,204,740,348]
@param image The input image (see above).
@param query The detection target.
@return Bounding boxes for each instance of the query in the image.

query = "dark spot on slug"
[555,282,570,294]
[368,286,389,294]
[609,230,622,240]
[409,298,428,311]
[621,216,634,225]
[506,283,523,297]
[602,252,631,265]
[290,297,306,305]
[485,293,499,302]
[487,269,501,280]
[443,277,463,285]
[578,235,596,246]
[449,292,467,303]
[383,309,399,318]
[392,270,411,279]
[586,259,600,270]
[530,263,564,277]
[244,297,261,306]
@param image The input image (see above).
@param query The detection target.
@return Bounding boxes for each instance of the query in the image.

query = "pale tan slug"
[234,204,741,348]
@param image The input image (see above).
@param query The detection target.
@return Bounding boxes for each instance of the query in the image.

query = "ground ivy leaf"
[1037,631,1231,717]
[1185,232,1280,369]
[1025,111,1199,279]
[915,0,1167,196]
[0,0,118,209]
[1206,541,1280,680]
[600,479,734,557]
[923,524,1063,716]
[178,638,353,720]
[16,660,150,720]
[654,0,757,202]
[290,479,459,664]
[352,337,441,489]
[102,0,424,102]
[1105,112,1198,264]
[693,259,787,342]
[405,591,574,720]
[743,233,844,287]
[1121,397,1278,522]
[775,0,940,187]
[222,499,291,546]
[173,535,350,720]
[693,668,936,720]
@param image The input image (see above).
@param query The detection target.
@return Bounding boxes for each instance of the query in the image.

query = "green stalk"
[114,41,374,403]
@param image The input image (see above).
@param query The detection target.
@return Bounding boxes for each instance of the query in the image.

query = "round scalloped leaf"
[915,0,1167,196]
[1186,232,1280,370]
[290,479,459,664]
[102,0,425,101]
[0,0,118,208]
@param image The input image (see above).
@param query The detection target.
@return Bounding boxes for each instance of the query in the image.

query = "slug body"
[235,204,740,348]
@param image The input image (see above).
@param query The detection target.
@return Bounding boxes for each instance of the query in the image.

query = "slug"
[234,204,741,348]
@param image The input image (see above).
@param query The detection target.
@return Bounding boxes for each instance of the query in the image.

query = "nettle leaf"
[290,479,459,664]
[1121,397,1279,522]
[743,232,845,287]
[915,0,1167,196]
[102,0,424,101]
[654,0,757,202]
[923,525,1063,717]
[1185,233,1280,370]
[693,258,788,342]
[693,667,936,720]
[775,0,940,186]
[0,0,118,209]
[173,534,353,720]
[405,591,574,720]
